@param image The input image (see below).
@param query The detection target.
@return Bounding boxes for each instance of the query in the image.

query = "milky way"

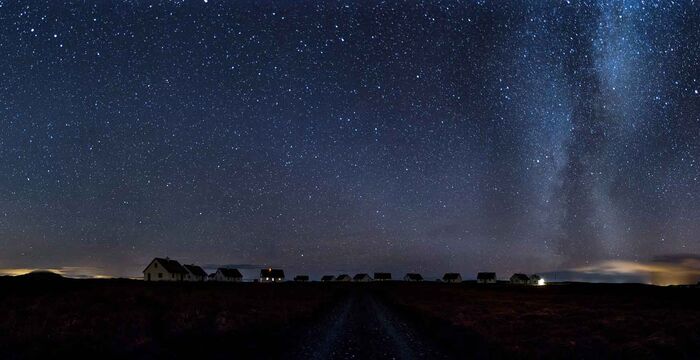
[0,1,698,278]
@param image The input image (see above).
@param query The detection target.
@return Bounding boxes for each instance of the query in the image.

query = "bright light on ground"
[538,278,546,286]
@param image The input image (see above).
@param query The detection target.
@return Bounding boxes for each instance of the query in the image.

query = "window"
[158,273,163,278]
[154,263,158,268]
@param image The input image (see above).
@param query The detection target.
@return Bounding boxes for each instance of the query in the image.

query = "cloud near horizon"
[563,255,700,285]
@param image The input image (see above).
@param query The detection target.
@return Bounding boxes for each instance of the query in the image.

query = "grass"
[378,282,700,358]
[0,278,341,359]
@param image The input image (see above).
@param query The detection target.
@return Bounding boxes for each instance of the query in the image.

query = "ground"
[1,278,699,359]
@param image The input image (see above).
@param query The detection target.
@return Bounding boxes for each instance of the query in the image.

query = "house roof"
[374,272,391,280]
[321,275,335,281]
[353,273,371,280]
[294,275,309,281]
[511,273,530,281]
[336,274,351,280]
[443,273,461,280]
[147,258,188,274]
[405,273,423,281]
[477,272,497,280]
[217,268,242,278]
[261,268,285,278]
[184,264,207,277]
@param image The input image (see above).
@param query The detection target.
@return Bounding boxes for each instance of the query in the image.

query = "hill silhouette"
[15,271,65,281]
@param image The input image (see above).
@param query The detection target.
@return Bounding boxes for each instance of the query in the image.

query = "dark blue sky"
[0,1,698,279]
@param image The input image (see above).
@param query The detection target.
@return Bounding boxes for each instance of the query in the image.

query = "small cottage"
[353,273,372,282]
[477,272,497,284]
[214,268,243,282]
[374,272,392,281]
[143,257,188,281]
[183,264,207,281]
[321,275,335,282]
[442,273,462,283]
[404,273,423,282]
[260,268,285,282]
[510,273,530,285]
[335,274,352,282]
[294,275,309,282]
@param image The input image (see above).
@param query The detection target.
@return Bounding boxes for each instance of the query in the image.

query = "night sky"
[1,1,699,280]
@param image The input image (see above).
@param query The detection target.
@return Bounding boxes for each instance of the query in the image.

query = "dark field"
[1,278,700,359]
[0,278,341,359]
[378,282,700,359]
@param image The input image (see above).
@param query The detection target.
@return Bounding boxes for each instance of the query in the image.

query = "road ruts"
[287,289,451,360]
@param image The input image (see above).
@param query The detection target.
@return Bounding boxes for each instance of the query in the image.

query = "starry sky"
[0,1,699,279]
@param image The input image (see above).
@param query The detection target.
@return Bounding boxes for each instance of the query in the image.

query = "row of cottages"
[510,273,544,285]
[144,257,284,283]
[441,272,496,283]
[318,272,424,282]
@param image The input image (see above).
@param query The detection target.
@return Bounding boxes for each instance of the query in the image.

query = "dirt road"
[288,289,451,360]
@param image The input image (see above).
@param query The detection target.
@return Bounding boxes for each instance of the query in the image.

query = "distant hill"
[15,271,65,281]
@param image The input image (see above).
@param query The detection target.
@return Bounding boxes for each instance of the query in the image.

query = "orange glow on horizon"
[0,267,112,279]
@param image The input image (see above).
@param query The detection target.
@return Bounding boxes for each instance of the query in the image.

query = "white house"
[214,268,243,282]
[442,273,462,283]
[143,257,188,281]
[321,275,335,282]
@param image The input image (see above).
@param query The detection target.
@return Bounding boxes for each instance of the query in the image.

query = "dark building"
[404,273,424,282]
[477,272,497,284]
[260,268,285,282]
[442,273,462,283]
[335,274,352,282]
[353,273,372,282]
[214,268,243,282]
[374,272,392,281]
[183,264,207,281]
[510,273,530,284]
